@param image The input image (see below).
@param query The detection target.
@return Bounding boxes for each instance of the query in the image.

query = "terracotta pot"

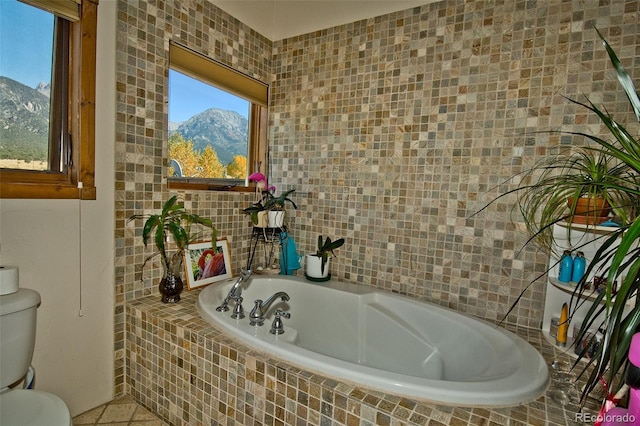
[567,197,610,225]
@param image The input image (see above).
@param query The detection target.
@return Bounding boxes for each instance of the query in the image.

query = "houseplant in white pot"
[305,235,344,281]
[243,188,297,228]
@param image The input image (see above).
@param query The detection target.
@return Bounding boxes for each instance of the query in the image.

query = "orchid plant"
[244,171,297,225]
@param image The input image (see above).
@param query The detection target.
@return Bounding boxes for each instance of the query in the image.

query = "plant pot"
[567,197,610,225]
[254,211,269,227]
[305,254,330,280]
[267,210,284,228]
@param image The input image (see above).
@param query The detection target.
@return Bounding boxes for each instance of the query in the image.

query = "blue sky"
[169,70,250,122]
[0,1,54,88]
[0,1,248,122]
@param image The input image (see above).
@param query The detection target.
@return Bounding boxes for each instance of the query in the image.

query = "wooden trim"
[1,0,97,200]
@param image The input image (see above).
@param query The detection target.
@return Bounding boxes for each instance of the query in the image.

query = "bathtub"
[197,276,548,406]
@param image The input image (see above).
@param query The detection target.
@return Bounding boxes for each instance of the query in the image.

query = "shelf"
[548,276,636,307]
[541,330,578,357]
[555,220,621,234]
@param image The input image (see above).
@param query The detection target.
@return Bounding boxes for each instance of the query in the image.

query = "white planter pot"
[254,211,269,227]
[305,254,330,279]
[267,210,284,228]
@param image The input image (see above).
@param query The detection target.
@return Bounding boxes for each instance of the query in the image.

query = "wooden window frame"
[167,42,268,193]
[0,0,97,200]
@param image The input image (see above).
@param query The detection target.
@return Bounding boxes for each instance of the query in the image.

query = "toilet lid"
[0,389,71,426]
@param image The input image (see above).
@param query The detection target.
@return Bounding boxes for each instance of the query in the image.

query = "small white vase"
[267,210,284,228]
[305,254,330,279]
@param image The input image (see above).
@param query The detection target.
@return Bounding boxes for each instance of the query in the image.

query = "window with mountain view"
[0,0,97,199]
[168,42,268,191]
[0,1,56,171]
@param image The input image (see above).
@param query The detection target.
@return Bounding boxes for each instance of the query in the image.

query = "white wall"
[0,0,116,416]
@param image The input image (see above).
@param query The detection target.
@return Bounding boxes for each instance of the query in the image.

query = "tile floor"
[72,395,167,426]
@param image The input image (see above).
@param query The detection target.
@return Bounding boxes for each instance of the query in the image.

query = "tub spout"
[249,291,290,326]
[216,268,252,312]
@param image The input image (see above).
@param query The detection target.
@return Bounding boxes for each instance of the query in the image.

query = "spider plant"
[478,29,640,408]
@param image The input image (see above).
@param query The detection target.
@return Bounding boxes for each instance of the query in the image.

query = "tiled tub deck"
[126,289,599,425]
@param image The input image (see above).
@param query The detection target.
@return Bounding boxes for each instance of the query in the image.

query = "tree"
[168,133,200,177]
[199,145,224,178]
[226,155,247,178]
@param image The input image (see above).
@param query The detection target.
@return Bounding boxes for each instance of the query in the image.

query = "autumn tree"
[168,133,199,177]
[199,145,224,178]
[226,155,247,178]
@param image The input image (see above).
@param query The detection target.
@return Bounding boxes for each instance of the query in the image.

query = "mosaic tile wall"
[115,0,640,402]
[115,0,272,394]
[126,290,599,425]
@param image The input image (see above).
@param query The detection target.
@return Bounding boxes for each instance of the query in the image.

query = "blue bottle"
[572,251,586,283]
[558,250,573,283]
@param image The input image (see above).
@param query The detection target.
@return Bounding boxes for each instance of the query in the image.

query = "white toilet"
[0,287,73,425]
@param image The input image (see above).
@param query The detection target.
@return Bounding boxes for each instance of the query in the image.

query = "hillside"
[171,108,248,165]
[0,76,50,163]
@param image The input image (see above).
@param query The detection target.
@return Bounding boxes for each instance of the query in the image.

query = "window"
[168,42,268,192]
[0,0,97,199]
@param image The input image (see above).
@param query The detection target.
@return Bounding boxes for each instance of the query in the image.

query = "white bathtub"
[197,276,548,406]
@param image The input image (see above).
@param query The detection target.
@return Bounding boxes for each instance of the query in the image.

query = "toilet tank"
[0,289,41,388]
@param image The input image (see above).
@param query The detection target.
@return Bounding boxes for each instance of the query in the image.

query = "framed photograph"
[183,239,232,289]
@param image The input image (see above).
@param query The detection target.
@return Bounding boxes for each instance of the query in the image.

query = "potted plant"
[128,195,217,303]
[243,189,297,228]
[305,235,344,280]
[481,29,640,409]
[514,147,638,250]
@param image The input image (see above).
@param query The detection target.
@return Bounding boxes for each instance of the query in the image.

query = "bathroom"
[1,0,638,424]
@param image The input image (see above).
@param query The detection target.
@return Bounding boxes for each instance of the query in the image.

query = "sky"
[0,1,249,122]
[169,70,250,122]
[0,1,54,88]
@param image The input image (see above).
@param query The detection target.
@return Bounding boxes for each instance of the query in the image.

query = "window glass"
[168,70,250,181]
[0,1,54,171]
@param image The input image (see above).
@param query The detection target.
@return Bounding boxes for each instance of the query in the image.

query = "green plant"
[313,235,345,274]
[243,189,297,225]
[514,147,638,250]
[128,195,217,274]
[484,29,640,407]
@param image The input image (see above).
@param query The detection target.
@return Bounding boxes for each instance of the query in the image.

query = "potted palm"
[305,235,344,281]
[128,195,217,303]
[482,29,640,409]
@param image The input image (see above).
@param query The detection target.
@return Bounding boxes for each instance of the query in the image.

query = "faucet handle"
[231,296,244,319]
[249,299,264,326]
[270,309,291,335]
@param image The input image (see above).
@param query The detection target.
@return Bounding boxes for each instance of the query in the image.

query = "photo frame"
[183,239,232,289]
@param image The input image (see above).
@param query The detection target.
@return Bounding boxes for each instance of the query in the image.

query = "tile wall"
[115,0,640,406]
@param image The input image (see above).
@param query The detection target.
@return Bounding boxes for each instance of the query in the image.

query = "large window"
[0,0,97,199]
[168,42,268,192]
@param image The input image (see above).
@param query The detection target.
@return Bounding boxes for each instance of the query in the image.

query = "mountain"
[171,108,248,165]
[0,76,50,162]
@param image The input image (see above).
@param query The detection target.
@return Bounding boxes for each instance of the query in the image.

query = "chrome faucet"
[216,268,252,313]
[249,291,290,326]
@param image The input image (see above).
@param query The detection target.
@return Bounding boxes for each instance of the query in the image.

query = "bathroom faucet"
[249,291,290,326]
[216,268,252,313]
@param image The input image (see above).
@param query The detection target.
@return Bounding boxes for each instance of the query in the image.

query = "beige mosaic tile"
[126,289,602,425]
[115,0,640,412]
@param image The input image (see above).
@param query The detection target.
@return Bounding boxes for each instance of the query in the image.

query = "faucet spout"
[249,291,290,326]
[216,268,252,312]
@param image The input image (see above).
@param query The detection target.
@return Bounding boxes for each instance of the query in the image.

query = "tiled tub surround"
[117,0,640,405]
[127,289,599,425]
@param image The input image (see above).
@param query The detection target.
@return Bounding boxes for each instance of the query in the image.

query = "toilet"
[0,287,72,425]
